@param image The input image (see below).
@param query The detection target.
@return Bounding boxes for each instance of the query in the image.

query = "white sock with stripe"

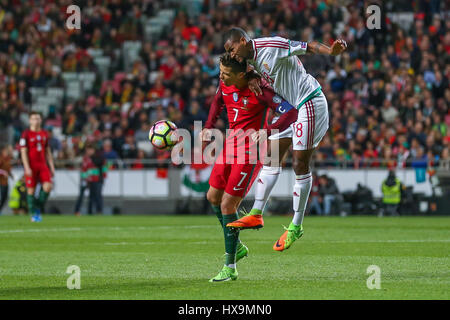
[252,166,281,212]
[292,173,312,226]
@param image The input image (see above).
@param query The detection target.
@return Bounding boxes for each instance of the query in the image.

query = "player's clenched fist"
[330,39,347,56]
[248,76,262,96]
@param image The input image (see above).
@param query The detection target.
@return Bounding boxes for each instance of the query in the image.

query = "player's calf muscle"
[292,149,314,175]
[221,194,241,215]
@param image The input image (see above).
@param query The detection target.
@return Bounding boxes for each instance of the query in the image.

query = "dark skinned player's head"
[224,27,253,63]
[219,52,248,87]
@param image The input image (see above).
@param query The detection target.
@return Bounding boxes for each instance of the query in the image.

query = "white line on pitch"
[0,225,210,234]
[0,227,82,234]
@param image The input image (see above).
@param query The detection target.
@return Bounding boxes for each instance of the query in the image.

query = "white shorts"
[291,92,329,151]
[268,124,293,140]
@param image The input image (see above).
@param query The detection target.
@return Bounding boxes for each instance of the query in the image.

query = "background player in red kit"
[202,53,296,282]
[20,111,55,222]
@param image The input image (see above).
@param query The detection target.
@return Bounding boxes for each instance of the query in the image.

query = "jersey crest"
[242,97,249,110]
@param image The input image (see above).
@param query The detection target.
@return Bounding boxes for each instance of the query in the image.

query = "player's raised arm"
[259,37,347,58]
[306,39,347,56]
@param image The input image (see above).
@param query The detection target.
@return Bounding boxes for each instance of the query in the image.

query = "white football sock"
[292,173,312,226]
[252,166,281,212]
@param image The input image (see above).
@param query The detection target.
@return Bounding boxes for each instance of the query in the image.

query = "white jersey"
[248,36,322,109]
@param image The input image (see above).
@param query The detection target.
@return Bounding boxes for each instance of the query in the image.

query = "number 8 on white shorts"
[292,92,329,151]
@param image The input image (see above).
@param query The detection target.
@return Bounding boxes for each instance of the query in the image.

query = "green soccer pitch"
[0,215,448,300]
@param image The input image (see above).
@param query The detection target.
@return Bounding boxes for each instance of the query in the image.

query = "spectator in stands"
[132,149,146,170]
[112,127,125,156]
[121,134,138,160]
[47,128,61,155]
[0,0,447,172]
[135,122,151,143]
[102,139,119,160]
[56,139,76,168]
[381,99,399,125]
[319,175,340,216]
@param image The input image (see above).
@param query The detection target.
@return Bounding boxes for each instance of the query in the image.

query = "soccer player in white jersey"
[224,27,347,251]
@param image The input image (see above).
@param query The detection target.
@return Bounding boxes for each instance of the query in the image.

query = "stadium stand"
[0,0,449,171]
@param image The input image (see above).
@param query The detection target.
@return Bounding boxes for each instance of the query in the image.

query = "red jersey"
[205,80,297,157]
[19,129,49,166]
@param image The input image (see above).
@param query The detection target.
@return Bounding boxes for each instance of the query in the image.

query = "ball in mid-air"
[149,120,178,150]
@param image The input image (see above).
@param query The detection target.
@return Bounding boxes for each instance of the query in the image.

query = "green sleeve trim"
[296,86,322,110]
[288,39,291,56]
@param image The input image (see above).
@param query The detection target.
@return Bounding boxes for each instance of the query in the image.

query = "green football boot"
[209,265,238,282]
[236,242,249,262]
[273,222,304,251]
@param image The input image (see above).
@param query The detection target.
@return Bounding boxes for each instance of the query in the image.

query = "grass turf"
[0,215,449,300]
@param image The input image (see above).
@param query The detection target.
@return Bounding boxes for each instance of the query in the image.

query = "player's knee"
[293,158,311,175]
[43,183,52,193]
[206,189,221,206]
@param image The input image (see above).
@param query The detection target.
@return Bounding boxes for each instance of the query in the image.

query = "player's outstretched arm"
[307,39,347,56]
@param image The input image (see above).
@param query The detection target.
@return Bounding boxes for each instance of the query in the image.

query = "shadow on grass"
[0,279,227,300]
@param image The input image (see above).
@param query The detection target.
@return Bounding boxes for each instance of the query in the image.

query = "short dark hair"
[220,52,247,74]
[29,111,42,118]
[224,27,250,43]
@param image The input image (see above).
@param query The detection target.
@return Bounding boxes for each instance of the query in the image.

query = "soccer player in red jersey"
[20,111,55,222]
[202,53,297,282]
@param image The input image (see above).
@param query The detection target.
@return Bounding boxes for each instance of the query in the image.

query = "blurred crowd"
[0,0,449,169]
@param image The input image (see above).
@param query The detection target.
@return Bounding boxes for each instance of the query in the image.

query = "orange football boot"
[226,212,264,230]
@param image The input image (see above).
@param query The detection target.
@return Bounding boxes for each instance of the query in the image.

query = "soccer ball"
[149,120,178,150]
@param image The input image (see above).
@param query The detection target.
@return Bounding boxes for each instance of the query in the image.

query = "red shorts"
[25,164,52,188]
[209,158,262,198]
